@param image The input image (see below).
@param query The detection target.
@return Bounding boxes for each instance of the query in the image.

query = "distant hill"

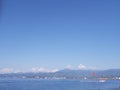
[0,69,120,80]
[55,69,120,78]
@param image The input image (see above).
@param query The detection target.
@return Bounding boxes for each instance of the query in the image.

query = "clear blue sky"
[0,0,120,71]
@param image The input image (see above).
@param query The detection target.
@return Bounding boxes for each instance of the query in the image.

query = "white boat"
[99,79,106,82]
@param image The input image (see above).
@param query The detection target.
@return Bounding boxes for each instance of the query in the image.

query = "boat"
[99,79,106,82]
[98,78,107,82]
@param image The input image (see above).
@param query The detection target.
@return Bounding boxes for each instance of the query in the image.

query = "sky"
[0,0,120,73]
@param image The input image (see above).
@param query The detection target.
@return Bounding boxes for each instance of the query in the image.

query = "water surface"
[0,79,120,90]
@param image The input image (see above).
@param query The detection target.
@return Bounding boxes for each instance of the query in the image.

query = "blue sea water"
[0,79,120,90]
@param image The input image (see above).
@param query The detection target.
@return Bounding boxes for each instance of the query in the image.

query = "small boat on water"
[99,79,106,82]
[98,78,107,82]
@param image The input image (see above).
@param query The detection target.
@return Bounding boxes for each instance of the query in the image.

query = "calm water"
[0,79,120,90]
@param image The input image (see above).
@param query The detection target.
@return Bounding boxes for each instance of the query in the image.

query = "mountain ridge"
[0,69,120,80]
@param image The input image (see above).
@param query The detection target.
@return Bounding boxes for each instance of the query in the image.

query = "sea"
[0,79,120,90]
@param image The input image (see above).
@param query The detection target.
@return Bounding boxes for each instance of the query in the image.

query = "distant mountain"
[0,69,120,80]
[58,69,120,77]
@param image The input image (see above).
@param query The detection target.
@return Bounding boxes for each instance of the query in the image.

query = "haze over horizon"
[0,0,120,73]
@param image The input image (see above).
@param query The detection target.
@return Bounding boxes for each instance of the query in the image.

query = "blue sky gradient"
[0,0,120,72]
